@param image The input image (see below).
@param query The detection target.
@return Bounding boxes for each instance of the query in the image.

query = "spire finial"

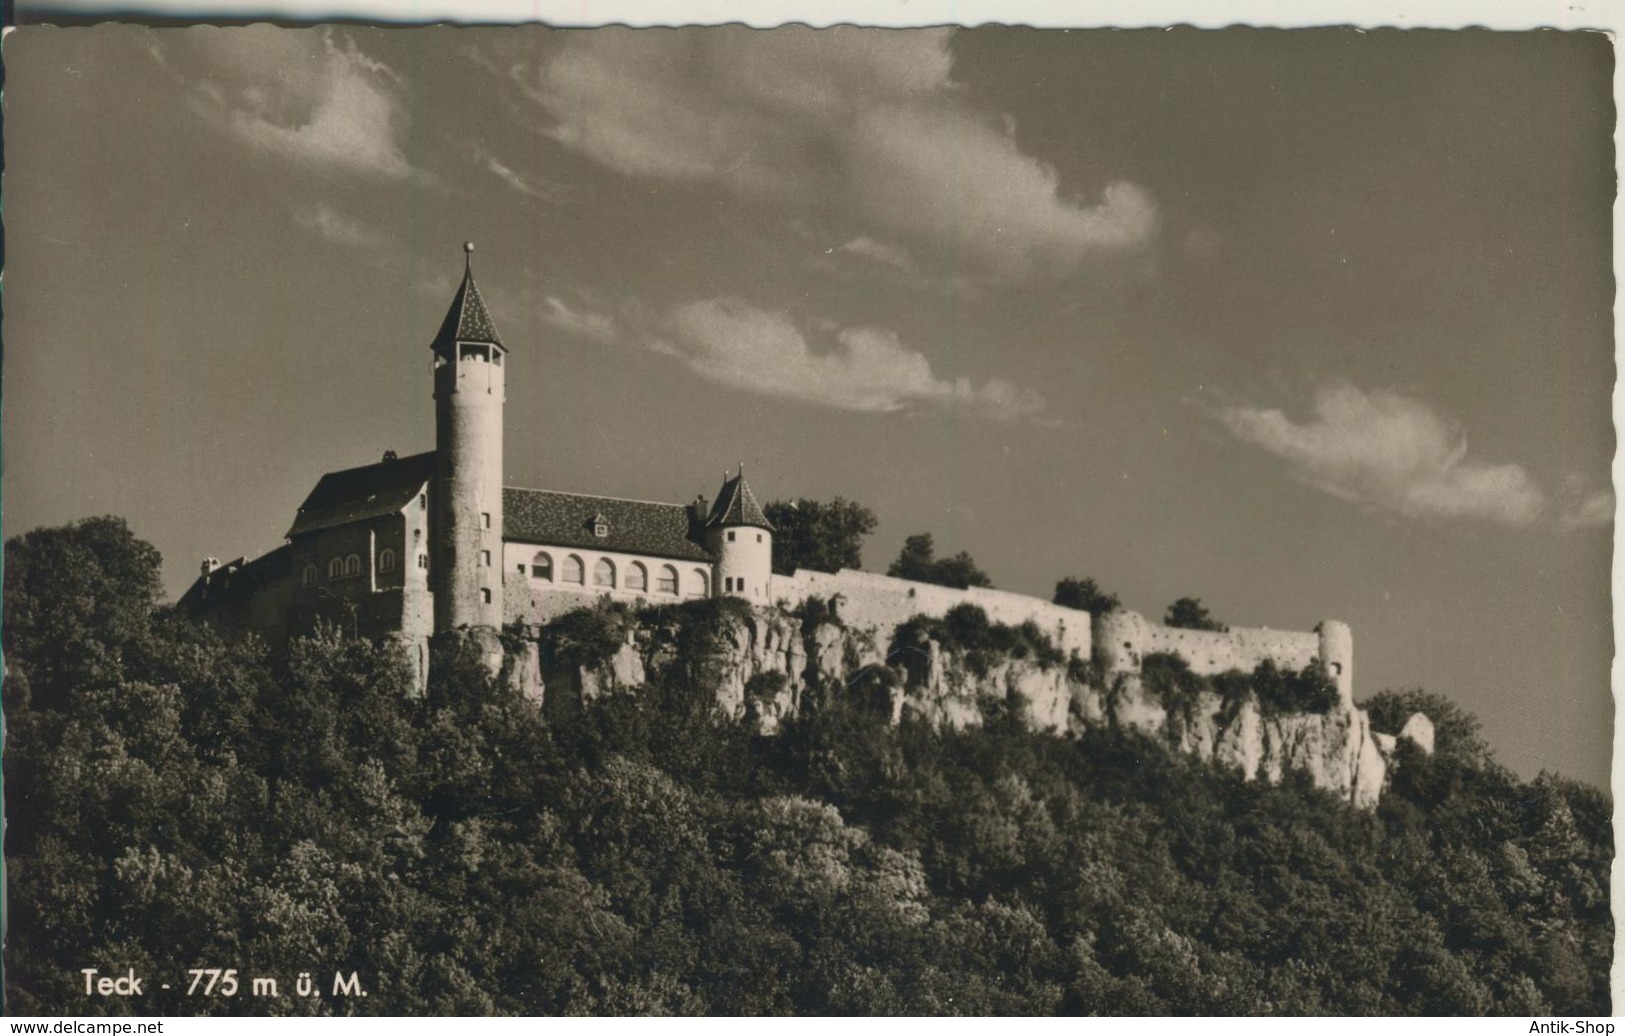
[463,241,475,270]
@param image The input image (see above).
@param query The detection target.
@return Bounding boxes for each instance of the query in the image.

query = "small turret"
[703,464,774,602]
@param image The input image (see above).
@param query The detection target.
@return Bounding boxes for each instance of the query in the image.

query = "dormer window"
[590,513,610,538]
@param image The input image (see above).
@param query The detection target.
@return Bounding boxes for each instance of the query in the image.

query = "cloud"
[836,236,917,273]
[518,28,1156,281]
[540,296,619,344]
[657,297,1044,420]
[1212,382,1547,526]
[1558,474,1614,530]
[175,28,418,181]
[474,146,566,202]
[291,203,388,251]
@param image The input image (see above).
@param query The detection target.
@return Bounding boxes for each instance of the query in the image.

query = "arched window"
[344,554,362,577]
[530,551,553,581]
[626,562,648,592]
[379,548,397,573]
[693,569,709,597]
[328,557,344,580]
[593,558,616,588]
[561,555,584,584]
[656,565,678,594]
[302,564,318,587]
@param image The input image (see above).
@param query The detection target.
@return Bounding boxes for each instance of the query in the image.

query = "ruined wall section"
[773,572,1341,698]
[1094,608,1320,677]
[772,569,1092,659]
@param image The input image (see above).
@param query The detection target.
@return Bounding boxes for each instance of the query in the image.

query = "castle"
[182,245,1355,708]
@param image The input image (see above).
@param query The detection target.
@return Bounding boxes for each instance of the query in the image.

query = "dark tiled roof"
[504,487,714,562]
[286,451,435,538]
[430,263,504,358]
[706,472,773,530]
[178,544,293,611]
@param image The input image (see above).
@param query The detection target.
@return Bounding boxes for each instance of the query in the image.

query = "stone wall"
[1095,608,1320,677]
[771,571,1343,701]
[771,568,1092,659]
[502,542,711,625]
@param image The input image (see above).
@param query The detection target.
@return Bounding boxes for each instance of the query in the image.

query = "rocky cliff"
[516,601,1430,809]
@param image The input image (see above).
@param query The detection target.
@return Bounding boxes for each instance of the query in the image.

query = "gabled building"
[182,244,774,690]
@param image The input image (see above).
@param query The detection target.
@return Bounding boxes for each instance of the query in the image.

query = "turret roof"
[705,470,773,530]
[430,253,504,358]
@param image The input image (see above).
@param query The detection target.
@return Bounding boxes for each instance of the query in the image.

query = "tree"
[762,498,878,576]
[3,515,164,710]
[1053,577,1120,614]
[887,533,993,590]
[1362,687,1494,767]
[1164,597,1226,632]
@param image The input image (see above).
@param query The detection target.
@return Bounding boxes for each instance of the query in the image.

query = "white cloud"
[176,28,418,181]
[474,147,565,202]
[1213,382,1547,526]
[837,236,917,273]
[291,203,388,251]
[1558,474,1614,530]
[519,28,1156,281]
[541,296,619,344]
[658,297,1044,420]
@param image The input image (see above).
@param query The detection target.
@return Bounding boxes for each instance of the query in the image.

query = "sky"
[3,25,1614,789]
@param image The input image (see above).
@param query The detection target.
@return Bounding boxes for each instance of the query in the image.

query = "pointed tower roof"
[705,466,774,530]
[431,242,504,359]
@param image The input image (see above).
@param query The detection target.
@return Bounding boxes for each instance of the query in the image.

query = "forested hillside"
[3,518,1612,1015]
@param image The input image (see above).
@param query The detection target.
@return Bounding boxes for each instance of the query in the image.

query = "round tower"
[430,243,505,631]
[1093,607,1149,677]
[702,465,774,603]
[1317,619,1354,708]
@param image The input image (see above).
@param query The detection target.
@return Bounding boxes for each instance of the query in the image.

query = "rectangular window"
[481,588,492,604]
[482,512,491,528]
[728,531,736,542]
[757,533,763,543]
[481,549,491,567]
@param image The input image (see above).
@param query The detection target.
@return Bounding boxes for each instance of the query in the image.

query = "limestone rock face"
[1107,675,1168,738]
[658,608,809,723]
[1094,666,1389,807]
[1009,664,1072,735]
[545,602,1417,810]
[901,639,982,730]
